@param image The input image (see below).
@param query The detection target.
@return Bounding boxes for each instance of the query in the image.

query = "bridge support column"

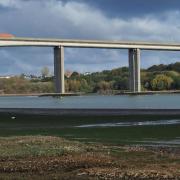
[54,46,65,94]
[128,48,141,92]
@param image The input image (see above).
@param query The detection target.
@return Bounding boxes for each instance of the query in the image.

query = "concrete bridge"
[1,37,180,93]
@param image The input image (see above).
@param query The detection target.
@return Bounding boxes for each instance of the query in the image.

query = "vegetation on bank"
[0,62,180,94]
[0,136,179,179]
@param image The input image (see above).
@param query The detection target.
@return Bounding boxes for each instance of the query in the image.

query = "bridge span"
[1,37,180,93]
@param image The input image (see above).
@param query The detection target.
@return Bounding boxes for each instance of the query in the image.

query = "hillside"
[0,62,180,94]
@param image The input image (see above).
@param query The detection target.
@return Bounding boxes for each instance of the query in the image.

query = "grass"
[0,136,95,158]
[0,113,179,178]
[0,136,179,179]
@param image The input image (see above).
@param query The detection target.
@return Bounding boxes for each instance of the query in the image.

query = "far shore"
[0,90,180,97]
[0,93,81,97]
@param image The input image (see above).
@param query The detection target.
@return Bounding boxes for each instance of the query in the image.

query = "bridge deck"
[0,37,180,50]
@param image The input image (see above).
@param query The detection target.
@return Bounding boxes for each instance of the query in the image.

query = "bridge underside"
[53,47,141,94]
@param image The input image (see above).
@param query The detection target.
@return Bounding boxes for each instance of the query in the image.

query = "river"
[0,94,179,146]
[0,94,180,108]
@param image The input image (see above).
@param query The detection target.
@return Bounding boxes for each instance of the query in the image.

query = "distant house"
[23,74,41,80]
[0,76,11,79]
[84,72,91,76]
[0,33,14,38]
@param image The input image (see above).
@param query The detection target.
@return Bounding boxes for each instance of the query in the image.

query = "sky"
[0,0,180,75]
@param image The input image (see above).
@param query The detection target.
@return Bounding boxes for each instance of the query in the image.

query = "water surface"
[0,94,180,146]
[0,94,180,109]
[76,119,180,128]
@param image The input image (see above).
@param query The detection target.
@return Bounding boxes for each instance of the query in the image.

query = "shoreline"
[0,108,180,116]
[115,90,180,95]
[0,90,180,97]
[0,93,81,97]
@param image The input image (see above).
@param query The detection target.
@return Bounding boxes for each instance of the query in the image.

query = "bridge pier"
[54,46,65,94]
[128,48,141,92]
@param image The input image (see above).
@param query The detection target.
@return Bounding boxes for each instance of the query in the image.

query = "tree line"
[0,62,180,94]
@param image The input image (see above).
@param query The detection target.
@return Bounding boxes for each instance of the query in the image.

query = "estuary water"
[0,94,180,146]
[0,94,180,109]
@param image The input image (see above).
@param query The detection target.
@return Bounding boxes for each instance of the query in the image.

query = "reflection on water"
[136,138,180,146]
[76,119,180,128]
[0,94,180,109]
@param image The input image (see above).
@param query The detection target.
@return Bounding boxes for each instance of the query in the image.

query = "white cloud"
[0,0,21,8]
[1,0,180,41]
[0,0,180,74]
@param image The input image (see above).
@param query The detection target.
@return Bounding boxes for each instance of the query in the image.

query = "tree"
[172,75,180,89]
[71,72,80,78]
[41,67,50,79]
[66,80,81,92]
[113,77,128,90]
[151,74,173,90]
[93,81,112,93]
[80,79,91,92]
